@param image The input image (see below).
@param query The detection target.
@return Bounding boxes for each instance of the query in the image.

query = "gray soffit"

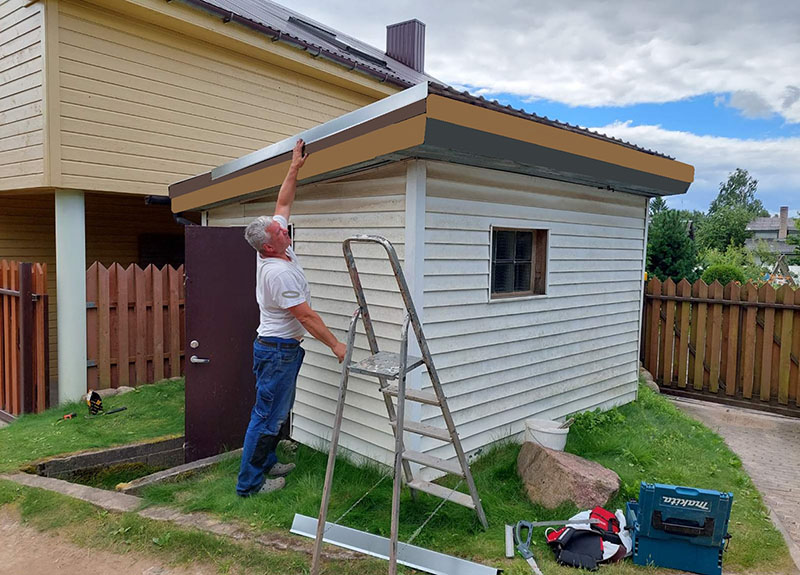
[173,0,436,88]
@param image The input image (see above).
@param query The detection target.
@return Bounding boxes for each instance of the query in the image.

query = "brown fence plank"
[676,279,691,388]
[1,261,10,413]
[723,282,740,397]
[760,285,776,402]
[97,263,111,389]
[692,280,708,391]
[792,285,800,407]
[10,262,19,414]
[33,263,47,411]
[707,281,723,394]
[661,279,676,386]
[778,285,793,405]
[741,282,758,399]
[647,278,661,377]
[152,266,165,382]
[135,265,147,385]
[116,263,130,388]
[168,266,181,378]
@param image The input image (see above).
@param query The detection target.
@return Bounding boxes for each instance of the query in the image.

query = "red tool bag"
[546,507,627,570]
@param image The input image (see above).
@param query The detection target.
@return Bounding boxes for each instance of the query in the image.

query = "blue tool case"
[626,482,733,575]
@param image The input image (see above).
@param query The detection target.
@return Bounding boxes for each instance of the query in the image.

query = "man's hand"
[291,138,308,170]
[332,341,347,363]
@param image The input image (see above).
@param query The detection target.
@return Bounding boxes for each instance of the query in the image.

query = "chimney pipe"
[386,19,425,73]
[780,206,789,240]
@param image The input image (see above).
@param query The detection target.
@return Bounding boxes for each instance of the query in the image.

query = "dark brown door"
[184,226,258,462]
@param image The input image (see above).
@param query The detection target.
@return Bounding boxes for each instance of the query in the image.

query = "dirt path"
[0,508,217,575]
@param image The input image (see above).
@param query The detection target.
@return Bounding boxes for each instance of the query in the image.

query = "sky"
[288,0,800,215]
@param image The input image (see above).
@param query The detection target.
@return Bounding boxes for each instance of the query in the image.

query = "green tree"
[695,205,754,251]
[698,244,767,282]
[708,168,768,216]
[647,209,697,281]
[649,197,668,218]
[787,215,800,265]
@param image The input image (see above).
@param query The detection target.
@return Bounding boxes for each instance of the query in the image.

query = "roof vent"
[386,19,425,72]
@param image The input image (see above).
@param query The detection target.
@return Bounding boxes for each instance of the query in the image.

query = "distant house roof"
[182,0,436,87]
[745,238,797,256]
[747,215,797,232]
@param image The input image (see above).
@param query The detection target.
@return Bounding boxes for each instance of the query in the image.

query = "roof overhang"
[169,83,694,213]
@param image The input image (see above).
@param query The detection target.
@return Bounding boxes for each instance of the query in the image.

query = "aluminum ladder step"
[389,420,452,442]
[382,385,440,406]
[348,351,424,379]
[402,450,464,476]
[407,479,476,510]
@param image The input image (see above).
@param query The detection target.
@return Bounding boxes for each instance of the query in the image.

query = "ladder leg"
[389,315,411,575]
[311,309,360,575]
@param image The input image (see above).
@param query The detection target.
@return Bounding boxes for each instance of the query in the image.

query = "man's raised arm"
[274,139,308,222]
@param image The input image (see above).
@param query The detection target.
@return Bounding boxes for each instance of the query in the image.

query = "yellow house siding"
[57,0,379,196]
[0,0,45,190]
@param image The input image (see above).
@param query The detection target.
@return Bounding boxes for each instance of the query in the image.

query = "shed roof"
[169,83,695,212]
[181,0,436,88]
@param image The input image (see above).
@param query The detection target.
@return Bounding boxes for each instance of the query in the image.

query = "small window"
[491,228,547,298]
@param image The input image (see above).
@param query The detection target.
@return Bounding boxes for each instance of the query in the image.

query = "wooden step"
[402,450,464,476]
[389,420,452,442]
[407,479,476,510]
[382,385,440,406]
[348,351,424,379]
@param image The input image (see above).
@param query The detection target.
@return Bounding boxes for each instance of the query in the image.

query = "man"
[237,139,346,497]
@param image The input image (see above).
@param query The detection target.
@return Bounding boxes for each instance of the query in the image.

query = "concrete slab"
[673,397,800,572]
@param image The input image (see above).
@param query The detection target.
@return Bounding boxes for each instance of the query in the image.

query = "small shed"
[169,82,694,475]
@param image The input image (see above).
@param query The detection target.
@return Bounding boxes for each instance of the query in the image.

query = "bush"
[701,263,746,285]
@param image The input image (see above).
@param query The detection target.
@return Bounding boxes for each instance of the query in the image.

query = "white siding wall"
[207,163,408,466]
[420,162,647,465]
[0,0,44,190]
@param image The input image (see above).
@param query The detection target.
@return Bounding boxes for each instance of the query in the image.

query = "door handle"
[190,355,210,364]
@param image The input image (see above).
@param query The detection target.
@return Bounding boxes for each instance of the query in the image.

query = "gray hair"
[244,216,273,252]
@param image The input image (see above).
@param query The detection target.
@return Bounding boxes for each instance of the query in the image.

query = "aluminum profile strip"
[291,514,498,575]
[210,82,429,181]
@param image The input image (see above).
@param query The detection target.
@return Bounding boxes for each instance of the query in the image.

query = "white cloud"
[293,0,800,123]
[588,121,800,212]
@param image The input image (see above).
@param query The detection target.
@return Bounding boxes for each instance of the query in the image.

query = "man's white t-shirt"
[256,216,310,340]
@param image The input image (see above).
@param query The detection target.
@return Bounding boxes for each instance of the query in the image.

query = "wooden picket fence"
[86,263,185,390]
[643,278,800,416]
[0,261,49,417]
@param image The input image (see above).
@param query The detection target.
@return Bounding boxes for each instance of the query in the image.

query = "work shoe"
[257,477,285,494]
[268,462,296,477]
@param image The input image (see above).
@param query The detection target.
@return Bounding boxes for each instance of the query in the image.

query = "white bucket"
[524,418,569,451]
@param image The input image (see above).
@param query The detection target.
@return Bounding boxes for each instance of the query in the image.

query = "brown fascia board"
[170,88,694,213]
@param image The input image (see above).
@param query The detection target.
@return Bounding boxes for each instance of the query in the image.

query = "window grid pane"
[491,229,545,297]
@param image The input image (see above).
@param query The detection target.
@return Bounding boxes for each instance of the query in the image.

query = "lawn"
[0,378,185,474]
[0,380,793,574]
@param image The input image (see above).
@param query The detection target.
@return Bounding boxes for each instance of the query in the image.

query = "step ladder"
[310,235,488,575]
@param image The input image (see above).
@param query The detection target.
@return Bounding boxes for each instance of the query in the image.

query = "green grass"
[0,379,185,474]
[0,381,793,574]
[0,479,384,574]
[134,384,793,574]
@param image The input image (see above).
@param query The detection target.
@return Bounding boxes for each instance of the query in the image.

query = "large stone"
[517,442,620,509]
[639,367,660,393]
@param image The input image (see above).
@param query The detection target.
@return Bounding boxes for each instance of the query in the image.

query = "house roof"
[747,215,797,231]
[745,238,797,256]
[180,0,436,88]
[169,83,695,213]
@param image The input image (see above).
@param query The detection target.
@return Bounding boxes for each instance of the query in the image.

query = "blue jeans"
[236,338,305,496]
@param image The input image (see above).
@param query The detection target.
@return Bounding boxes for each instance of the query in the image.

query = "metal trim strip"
[210,82,429,180]
[290,514,499,575]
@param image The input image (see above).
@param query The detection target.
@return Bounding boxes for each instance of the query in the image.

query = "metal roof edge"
[210,82,430,180]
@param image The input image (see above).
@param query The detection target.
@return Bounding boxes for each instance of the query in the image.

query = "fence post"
[18,263,34,414]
